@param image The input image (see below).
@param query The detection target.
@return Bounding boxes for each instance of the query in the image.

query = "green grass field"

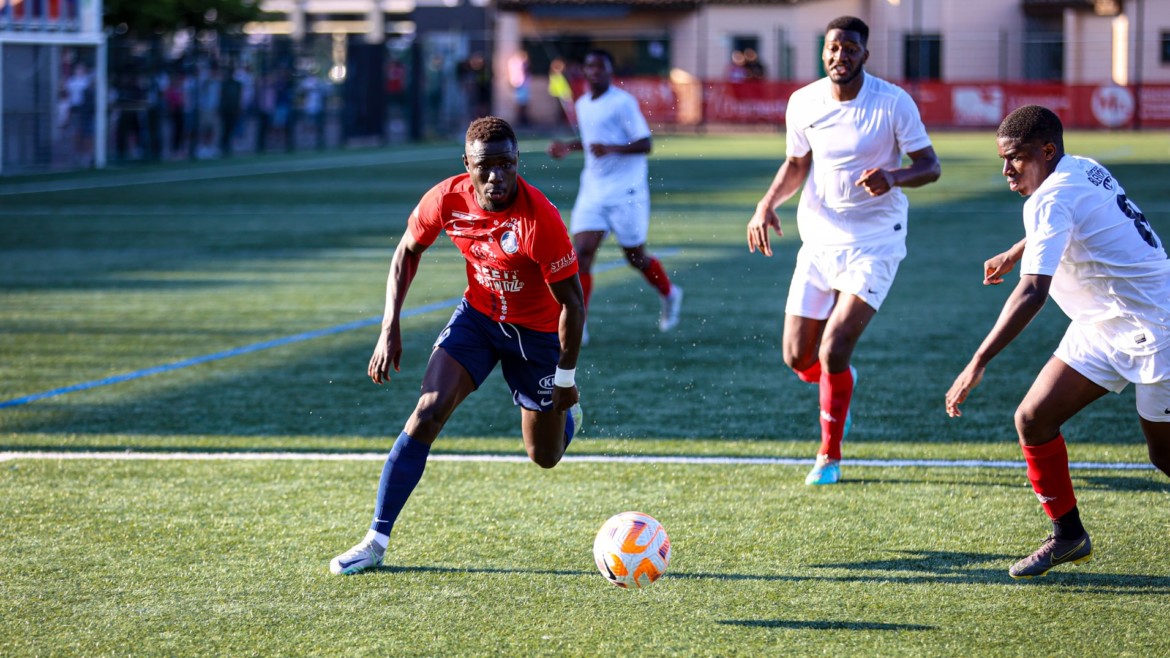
[2,131,1169,656]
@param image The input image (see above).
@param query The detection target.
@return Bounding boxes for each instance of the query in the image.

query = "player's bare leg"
[403,347,477,444]
[521,402,582,469]
[1009,358,1105,578]
[1140,417,1170,477]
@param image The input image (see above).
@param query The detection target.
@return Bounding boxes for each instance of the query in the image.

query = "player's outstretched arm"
[984,238,1027,285]
[547,274,585,411]
[945,273,1051,417]
[369,231,428,384]
[748,154,810,256]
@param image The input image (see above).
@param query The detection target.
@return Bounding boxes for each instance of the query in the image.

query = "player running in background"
[330,116,585,575]
[746,16,941,485]
[547,49,682,342]
[946,105,1170,578]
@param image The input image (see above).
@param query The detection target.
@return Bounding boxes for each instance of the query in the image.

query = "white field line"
[0,450,1153,471]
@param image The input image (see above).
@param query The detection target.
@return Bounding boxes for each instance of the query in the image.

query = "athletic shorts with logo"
[569,185,650,247]
[1055,320,1170,422]
[785,241,906,318]
[435,298,561,412]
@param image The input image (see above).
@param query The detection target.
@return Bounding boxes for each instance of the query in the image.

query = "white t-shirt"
[1020,154,1170,355]
[574,85,652,200]
[785,74,933,248]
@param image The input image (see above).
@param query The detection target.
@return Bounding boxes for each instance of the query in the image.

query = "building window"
[903,34,941,81]
[1022,17,1063,81]
[1162,31,1170,65]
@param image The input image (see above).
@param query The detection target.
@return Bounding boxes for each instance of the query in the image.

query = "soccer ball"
[592,511,671,589]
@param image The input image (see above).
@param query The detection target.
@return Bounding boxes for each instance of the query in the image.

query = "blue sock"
[370,432,430,537]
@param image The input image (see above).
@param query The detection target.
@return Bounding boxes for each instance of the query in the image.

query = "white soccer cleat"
[329,538,385,575]
[658,285,684,332]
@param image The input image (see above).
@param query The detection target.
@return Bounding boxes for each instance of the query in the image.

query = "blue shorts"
[435,299,561,412]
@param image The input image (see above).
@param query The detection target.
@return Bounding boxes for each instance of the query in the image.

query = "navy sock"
[370,432,431,537]
[1053,506,1085,540]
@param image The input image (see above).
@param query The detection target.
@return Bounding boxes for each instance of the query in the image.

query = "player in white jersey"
[548,49,682,341]
[946,105,1170,578]
[746,16,941,485]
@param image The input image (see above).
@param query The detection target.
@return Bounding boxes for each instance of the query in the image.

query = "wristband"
[554,367,576,388]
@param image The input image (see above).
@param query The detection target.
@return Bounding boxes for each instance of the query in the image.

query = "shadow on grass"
[717,619,935,632]
[360,554,1170,595]
[1079,474,1170,493]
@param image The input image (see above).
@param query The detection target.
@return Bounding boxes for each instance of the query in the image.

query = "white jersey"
[786,74,933,248]
[1020,154,1170,355]
[574,85,652,200]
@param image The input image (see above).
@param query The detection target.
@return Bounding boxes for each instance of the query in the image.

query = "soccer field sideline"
[0,450,1154,470]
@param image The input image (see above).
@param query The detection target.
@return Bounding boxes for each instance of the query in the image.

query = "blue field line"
[1,252,675,410]
[0,298,453,410]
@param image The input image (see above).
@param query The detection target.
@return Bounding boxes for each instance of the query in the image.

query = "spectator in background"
[548,57,575,128]
[219,64,242,157]
[196,63,221,159]
[256,72,276,153]
[273,68,295,151]
[300,72,327,150]
[235,65,256,144]
[726,50,748,83]
[65,61,94,164]
[182,66,199,159]
[508,50,530,127]
[744,48,766,80]
[459,52,492,121]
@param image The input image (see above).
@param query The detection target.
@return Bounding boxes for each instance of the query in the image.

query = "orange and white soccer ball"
[592,511,671,589]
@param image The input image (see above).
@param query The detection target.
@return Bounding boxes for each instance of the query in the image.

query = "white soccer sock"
[364,529,389,550]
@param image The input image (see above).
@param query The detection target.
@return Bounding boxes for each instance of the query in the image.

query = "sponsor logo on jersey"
[470,243,498,263]
[539,375,556,390]
[549,251,577,274]
[500,231,519,254]
[473,263,525,292]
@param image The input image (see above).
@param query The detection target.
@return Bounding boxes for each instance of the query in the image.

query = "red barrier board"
[611,78,1170,129]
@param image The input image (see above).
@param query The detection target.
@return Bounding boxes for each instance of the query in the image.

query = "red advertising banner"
[612,78,1170,129]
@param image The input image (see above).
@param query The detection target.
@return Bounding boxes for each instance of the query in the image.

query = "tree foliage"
[105,0,265,35]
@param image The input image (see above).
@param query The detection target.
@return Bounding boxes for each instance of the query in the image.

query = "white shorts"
[570,186,651,248]
[1054,321,1170,422]
[785,242,906,318]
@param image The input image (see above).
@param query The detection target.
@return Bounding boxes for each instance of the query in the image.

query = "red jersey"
[409,174,578,333]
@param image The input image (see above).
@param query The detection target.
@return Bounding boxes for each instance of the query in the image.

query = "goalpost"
[0,0,107,175]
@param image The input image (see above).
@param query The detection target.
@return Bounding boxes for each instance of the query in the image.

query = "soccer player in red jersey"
[330,116,585,575]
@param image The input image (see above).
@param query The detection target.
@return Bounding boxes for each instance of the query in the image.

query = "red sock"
[794,361,821,384]
[818,367,854,460]
[1021,435,1077,520]
[641,258,672,297]
[580,273,593,312]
